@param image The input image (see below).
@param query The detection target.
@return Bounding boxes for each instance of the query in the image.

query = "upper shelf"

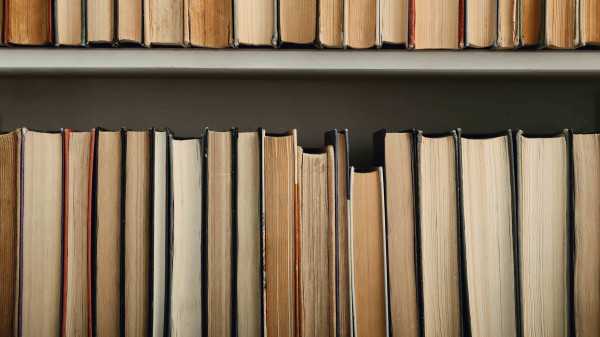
[0,48,599,76]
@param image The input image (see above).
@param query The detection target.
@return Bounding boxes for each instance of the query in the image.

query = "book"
[0,130,20,337]
[348,167,389,337]
[189,0,232,47]
[465,0,495,47]
[20,129,63,337]
[324,129,351,337]
[236,130,262,337]
[123,130,151,336]
[415,131,462,337]
[409,0,464,49]
[169,135,203,336]
[150,129,168,337]
[87,0,114,43]
[458,131,519,337]
[144,0,188,46]
[515,130,570,337]
[117,0,142,44]
[343,0,381,48]
[542,0,579,48]
[279,0,316,45]
[580,0,600,46]
[520,0,542,46]
[92,129,122,337]
[263,130,297,337]
[206,129,234,337]
[61,129,93,337]
[5,0,53,45]
[318,0,343,47]
[381,0,407,45]
[572,133,599,337]
[373,130,419,337]
[234,0,276,46]
[56,0,85,45]
[495,0,519,48]
[296,146,336,337]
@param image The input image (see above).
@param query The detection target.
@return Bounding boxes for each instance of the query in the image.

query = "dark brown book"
[189,0,232,47]
[5,0,53,45]
[520,0,542,46]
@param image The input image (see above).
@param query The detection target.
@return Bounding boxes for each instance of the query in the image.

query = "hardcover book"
[5,0,53,45]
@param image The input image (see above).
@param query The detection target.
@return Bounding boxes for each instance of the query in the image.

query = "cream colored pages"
[118,0,142,42]
[381,0,406,44]
[466,0,494,47]
[237,132,261,337]
[237,0,273,45]
[280,0,316,43]
[148,0,185,45]
[88,0,114,42]
[581,0,600,44]
[414,0,459,48]
[57,0,82,44]
[346,0,376,48]
[152,131,167,337]
[21,131,62,337]
[171,138,203,336]
[545,0,576,48]
[319,0,343,46]
[461,136,517,337]
[496,0,518,48]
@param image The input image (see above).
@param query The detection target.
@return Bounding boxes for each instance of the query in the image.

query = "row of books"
[0,0,598,48]
[0,127,597,337]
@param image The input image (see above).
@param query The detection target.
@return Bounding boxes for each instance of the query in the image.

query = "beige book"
[124,131,150,337]
[297,147,336,337]
[144,0,188,46]
[189,0,233,47]
[95,130,122,337]
[235,0,275,45]
[461,133,518,337]
[344,0,380,48]
[495,0,518,48]
[543,0,578,48]
[57,0,83,45]
[170,137,203,336]
[236,131,261,337]
[417,132,461,337]
[412,0,462,49]
[516,131,568,337]
[151,130,167,337]
[573,133,600,337]
[318,0,343,47]
[381,0,406,44]
[280,0,316,44]
[6,0,52,45]
[466,0,495,47]
[581,0,600,45]
[88,0,114,43]
[264,131,296,337]
[207,130,233,337]
[349,167,388,337]
[118,0,142,43]
[63,131,92,337]
[21,130,63,337]
[380,132,418,337]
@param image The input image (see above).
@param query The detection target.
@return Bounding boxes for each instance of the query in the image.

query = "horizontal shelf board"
[0,49,599,76]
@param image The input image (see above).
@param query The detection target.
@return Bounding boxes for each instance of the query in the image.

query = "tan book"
[263,130,297,337]
[117,0,142,43]
[170,136,203,336]
[87,0,114,43]
[495,0,519,48]
[348,167,388,337]
[344,0,380,48]
[520,0,542,45]
[189,0,232,47]
[20,129,63,337]
[207,130,233,337]
[56,0,84,45]
[93,129,122,337]
[297,146,336,337]
[374,130,418,337]
[460,132,518,337]
[124,130,150,337]
[409,0,464,49]
[516,131,569,336]
[0,130,20,337]
[465,0,495,47]
[62,130,93,337]
[381,0,406,45]
[416,132,461,337]
[5,0,52,45]
[318,0,343,47]
[144,0,188,46]
[280,0,316,44]
[236,131,262,337]
[235,0,275,46]
[573,133,600,337]
[581,0,600,45]
[543,0,579,48]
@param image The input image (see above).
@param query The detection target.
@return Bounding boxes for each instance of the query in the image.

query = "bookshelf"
[0,49,598,168]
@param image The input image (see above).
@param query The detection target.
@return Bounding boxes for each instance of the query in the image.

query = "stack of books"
[0,0,598,48]
[0,127,598,337]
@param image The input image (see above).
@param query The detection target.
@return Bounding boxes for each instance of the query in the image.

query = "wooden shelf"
[0,49,599,76]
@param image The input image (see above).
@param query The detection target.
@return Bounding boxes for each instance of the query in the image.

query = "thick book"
[19,129,63,337]
[0,130,20,337]
[408,0,464,49]
[262,130,297,337]
[324,129,351,337]
[515,130,572,337]
[143,0,188,46]
[343,0,381,48]
[318,0,343,47]
[465,0,495,47]
[381,0,407,45]
[415,130,463,337]
[348,167,389,337]
[233,0,276,46]
[168,134,203,336]
[117,0,142,44]
[61,129,94,337]
[55,0,86,45]
[87,0,114,44]
[495,0,519,48]
[458,130,519,337]
[573,132,600,337]
[373,130,419,337]
[541,0,579,48]
[279,0,316,45]
[92,128,122,337]
[236,130,262,337]
[4,0,53,45]
[580,0,600,46]
[296,146,336,337]
[189,0,232,47]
